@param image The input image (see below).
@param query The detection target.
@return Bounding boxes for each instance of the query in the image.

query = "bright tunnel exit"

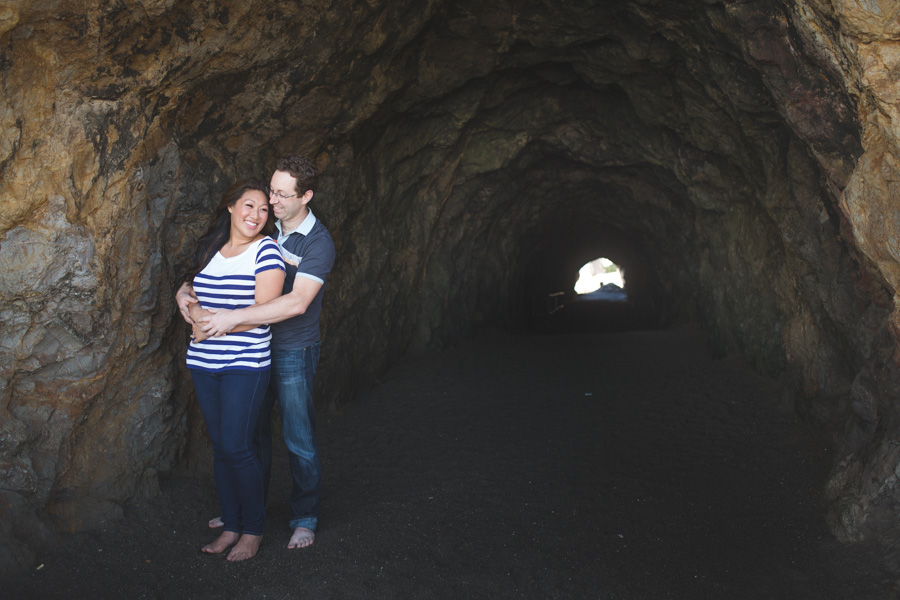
[574,257,627,300]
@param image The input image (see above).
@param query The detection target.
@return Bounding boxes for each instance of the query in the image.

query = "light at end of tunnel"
[575,257,624,295]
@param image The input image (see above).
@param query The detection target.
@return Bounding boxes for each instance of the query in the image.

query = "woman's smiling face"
[228,189,270,240]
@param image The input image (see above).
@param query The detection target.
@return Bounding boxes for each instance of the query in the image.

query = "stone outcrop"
[2,0,900,573]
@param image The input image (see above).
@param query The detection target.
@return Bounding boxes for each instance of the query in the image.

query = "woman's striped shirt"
[186,236,285,372]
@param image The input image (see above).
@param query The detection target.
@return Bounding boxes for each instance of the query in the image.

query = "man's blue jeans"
[258,343,321,531]
[191,368,268,536]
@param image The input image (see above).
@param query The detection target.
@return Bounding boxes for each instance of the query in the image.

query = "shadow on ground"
[7,327,899,599]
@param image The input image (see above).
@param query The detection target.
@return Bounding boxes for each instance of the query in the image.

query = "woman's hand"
[184,297,212,340]
[189,301,207,324]
[192,321,211,343]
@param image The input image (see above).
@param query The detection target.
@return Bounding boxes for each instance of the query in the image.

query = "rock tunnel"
[2,0,900,573]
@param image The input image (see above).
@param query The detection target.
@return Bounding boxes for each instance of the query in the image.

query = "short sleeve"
[256,237,286,275]
[295,231,335,285]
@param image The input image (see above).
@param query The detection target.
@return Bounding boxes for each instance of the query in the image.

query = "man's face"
[269,170,308,223]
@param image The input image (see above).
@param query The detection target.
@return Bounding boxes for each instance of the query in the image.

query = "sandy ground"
[7,323,900,599]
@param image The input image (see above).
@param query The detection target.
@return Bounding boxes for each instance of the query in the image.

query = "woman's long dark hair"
[183,178,274,284]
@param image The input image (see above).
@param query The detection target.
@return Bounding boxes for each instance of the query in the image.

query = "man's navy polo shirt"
[271,209,335,350]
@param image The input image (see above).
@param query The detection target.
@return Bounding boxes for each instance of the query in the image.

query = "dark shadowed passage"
[8,328,898,599]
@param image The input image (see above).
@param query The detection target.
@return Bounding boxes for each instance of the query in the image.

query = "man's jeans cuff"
[290,517,317,532]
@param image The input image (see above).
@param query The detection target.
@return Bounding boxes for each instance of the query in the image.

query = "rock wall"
[2,0,900,572]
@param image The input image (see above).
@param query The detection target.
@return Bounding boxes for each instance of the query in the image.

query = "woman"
[182,178,285,561]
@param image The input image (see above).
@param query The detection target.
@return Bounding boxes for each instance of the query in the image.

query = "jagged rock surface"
[2,0,900,573]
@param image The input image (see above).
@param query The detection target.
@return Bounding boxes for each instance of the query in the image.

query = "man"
[177,155,335,549]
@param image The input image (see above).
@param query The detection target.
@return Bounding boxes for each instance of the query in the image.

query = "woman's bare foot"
[208,516,224,528]
[226,534,262,561]
[287,527,315,549]
[201,530,239,554]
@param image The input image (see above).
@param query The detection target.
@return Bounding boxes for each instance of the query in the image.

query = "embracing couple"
[177,155,335,561]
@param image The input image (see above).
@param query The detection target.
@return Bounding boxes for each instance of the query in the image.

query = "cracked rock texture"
[2,0,900,574]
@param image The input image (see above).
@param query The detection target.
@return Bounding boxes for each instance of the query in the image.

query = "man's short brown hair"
[275,155,319,195]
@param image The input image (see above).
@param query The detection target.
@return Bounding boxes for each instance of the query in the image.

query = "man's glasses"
[269,190,297,200]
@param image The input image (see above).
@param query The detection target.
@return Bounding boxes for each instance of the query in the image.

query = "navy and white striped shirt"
[186,236,285,372]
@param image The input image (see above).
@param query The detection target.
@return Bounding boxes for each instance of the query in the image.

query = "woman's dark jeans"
[191,368,269,535]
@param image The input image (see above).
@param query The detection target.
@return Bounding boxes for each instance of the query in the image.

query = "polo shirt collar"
[276,209,317,239]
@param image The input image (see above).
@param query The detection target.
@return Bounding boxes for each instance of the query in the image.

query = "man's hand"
[176,282,199,325]
[199,308,242,337]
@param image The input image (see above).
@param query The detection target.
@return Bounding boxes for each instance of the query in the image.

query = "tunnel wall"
[2,0,900,572]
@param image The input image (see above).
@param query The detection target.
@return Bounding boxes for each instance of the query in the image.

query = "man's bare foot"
[208,516,224,528]
[201,531,239,554]
[287,527,315,549]
[227,534,262,562]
